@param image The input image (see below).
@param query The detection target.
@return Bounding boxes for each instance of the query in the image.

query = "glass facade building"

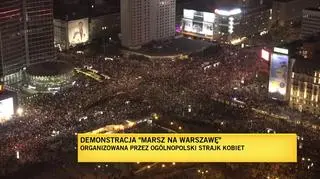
[0,0,55,84]
[0,0,26,83]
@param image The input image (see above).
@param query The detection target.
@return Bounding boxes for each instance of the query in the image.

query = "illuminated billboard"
[0,97,14,122]
[68,18,89,45]
[268,53,289,100]
[183,9,215,36]
[261,49,270,61]
[183,9,195,19]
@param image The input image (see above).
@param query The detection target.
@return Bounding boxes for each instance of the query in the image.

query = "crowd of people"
[0,43,319,178]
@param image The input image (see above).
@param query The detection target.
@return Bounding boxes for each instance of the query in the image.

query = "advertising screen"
[183,9,214,36]
[261,49,270,61]
[0,97,14,121]
[184,9,215,23]
[68,18,89,45]
[203,12,215,23]
[183,9,195,19]
[192,21,203,33]
[268,53,289,100]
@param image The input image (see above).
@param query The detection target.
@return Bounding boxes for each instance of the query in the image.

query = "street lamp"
[103,36,110,56]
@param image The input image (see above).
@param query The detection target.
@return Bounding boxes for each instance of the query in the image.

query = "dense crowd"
[0,43,319,178]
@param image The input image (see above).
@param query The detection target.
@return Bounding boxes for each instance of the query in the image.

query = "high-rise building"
[153,0,176,40]
[301,8,320,39]
[0,0,26,83]
[0,0,55,84]
[121,0,176,49]
[121,0,153,49]
[180,0,271,41]
[25,0,55,65]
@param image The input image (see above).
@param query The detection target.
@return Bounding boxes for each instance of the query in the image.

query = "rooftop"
[26,61,74,77]
[130,37,215,57]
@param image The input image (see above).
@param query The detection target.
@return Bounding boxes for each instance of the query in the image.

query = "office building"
[289,60,320,114]
[0,0,55,84]
[121,0,176,49]
[120,0,153,49]
[153,0,176,40]
[272,0,318,26]
[276,36,320,114]
[180,1,271,42]
[0,0,26,84]
[25,0,55,65]
[301,8,320,39]
[300,38,320,60]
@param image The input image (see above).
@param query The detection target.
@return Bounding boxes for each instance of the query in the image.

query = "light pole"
[103,37,106,56]
[103,36,111,56]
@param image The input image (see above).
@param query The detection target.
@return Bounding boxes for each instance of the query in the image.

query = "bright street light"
[16,151,20,159]
[17,107,24,116]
